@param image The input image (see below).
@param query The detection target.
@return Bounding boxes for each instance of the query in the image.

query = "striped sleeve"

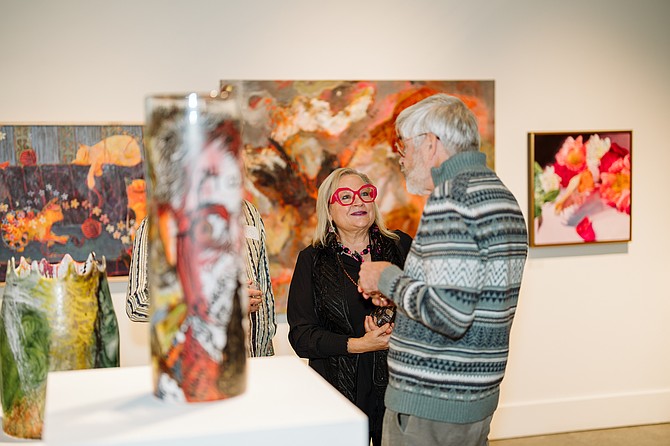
[125,217,149,322]
[243,200,277,356]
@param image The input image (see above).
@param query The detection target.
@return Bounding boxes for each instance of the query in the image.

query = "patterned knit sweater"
[378,151,528,424]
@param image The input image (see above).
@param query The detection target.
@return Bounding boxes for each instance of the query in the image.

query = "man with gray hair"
[358,93,528,446]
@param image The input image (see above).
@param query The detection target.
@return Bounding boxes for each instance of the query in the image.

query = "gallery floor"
[489,423,670,446]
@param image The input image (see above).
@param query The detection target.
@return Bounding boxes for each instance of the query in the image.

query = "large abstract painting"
[529,130,632,247]
[0,124,145,281]
[230,80,495,311]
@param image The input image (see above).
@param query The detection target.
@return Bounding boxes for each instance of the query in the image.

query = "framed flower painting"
[529,130,632,247]
[0,124,146,281]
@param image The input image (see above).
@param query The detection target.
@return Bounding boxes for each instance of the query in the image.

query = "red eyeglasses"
[329,184,378,206]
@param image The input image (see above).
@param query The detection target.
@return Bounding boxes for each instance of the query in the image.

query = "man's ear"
[430,133,450,164]
[427,133,440,163]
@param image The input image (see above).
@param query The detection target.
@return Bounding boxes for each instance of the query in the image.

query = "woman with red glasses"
[287,167,412,446]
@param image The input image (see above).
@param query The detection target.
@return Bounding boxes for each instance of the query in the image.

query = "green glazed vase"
[0,253,119,439]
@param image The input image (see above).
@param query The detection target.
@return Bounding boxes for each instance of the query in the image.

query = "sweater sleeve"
[287,248,350,358]
[377,230,413,302]
[380,197,485,339]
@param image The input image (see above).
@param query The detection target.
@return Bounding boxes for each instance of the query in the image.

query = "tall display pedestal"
[38,356,367,445]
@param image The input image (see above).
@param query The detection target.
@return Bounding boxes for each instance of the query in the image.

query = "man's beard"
[402,157,429,195]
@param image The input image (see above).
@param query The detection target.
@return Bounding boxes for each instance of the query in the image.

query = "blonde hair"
[312,167,398,247]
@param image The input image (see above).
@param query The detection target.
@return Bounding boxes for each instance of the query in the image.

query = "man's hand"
[358,261,393,306]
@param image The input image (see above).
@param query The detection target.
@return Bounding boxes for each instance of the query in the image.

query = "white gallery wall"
[1,0,669,440]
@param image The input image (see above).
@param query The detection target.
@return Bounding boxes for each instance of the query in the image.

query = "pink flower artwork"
[530,131,632,247]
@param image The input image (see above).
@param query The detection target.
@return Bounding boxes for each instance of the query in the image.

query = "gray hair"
[395,93,480,156]
[312,167,398,247]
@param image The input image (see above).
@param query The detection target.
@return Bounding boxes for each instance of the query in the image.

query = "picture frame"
[0,123,145,281]
[228,80,495,311]
[528,130,631,247]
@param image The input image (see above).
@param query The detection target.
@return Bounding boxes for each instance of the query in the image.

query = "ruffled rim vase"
[0,253,119,439]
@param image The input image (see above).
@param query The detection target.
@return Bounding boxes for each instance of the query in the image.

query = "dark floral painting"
[529,130,632,247]
[0,124,145,281]
[232,80,495,311]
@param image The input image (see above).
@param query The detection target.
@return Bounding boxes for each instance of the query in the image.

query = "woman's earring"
[328,220,336,233]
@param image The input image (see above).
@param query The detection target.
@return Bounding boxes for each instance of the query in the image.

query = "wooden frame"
[528,130,632,247]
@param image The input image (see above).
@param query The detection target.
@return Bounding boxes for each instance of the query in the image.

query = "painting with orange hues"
[529,130,632,247]
[230,80,495,312]
[0,124,146,281]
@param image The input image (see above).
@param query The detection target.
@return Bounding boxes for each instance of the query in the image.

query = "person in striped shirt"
[358,94,528,446]
[125,199,276,357]
[241,199,277,356]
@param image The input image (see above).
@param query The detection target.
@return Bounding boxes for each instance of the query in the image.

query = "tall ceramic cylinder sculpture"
[0,253,119,439]
[144,91,247,402]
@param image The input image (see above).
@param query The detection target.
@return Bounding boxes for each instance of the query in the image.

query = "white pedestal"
[39,356,367,446]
